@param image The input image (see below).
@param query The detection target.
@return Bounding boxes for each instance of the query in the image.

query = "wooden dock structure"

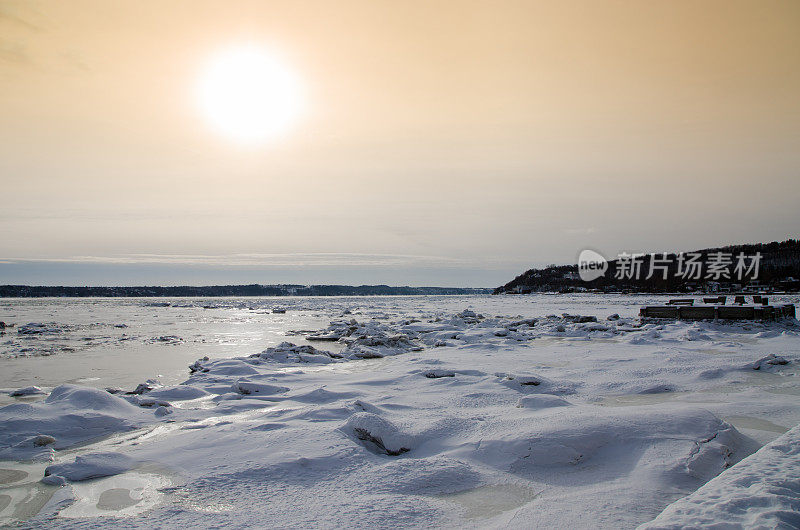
[640,303,796,321]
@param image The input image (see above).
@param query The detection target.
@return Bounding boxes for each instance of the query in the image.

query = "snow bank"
[641,424,800,529]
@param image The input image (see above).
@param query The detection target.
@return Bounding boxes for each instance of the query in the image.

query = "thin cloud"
[0,1,36,67]
[0,251,538,270]
[562,227,598,235]
[0,42,27,64]
[0,2,44,32]
[0,253,468,268]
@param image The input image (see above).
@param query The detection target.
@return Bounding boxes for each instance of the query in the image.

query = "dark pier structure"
[640,296,796,321]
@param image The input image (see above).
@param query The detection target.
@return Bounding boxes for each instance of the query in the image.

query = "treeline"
[0,284,491,298]
[495,239,800,294]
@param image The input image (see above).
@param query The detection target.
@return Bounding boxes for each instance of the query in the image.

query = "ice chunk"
[750,354,790,370]
[9,386,45,397]
[252,342,338,364]
[423,370,456,379]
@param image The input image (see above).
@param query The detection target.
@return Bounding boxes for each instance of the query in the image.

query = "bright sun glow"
[197,45,302,145]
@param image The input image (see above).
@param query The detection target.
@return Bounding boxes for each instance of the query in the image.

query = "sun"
[197,45,302,145]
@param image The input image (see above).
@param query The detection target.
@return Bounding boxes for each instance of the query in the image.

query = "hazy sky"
[1,0,798,287]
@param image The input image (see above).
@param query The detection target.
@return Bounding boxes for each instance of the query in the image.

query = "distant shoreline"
[0,285,492,298]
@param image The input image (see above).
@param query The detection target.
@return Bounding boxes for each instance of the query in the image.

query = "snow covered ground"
[641,423,800,529]
[0,294,799,528]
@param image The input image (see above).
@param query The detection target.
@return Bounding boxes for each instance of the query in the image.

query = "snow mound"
[638,384,676,395]
[374,457,483,495]
[199,359,260,376]
[0,434,58,461]
[0,384,148,459]
[44,452,138,483]
[127,395,172,408]
[749,353,790,371]
[516,395,572,409]
[291,387,358,404]
[497,373,578,394]
[45,384,139,414]
[641,424,800,529]
[342,413,415,456]
[232,380,290,396]
[146,385,209,401]
[469,407,753,485]
[683,330,710,341]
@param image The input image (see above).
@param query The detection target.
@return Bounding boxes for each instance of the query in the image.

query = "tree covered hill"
[495,239,800,294]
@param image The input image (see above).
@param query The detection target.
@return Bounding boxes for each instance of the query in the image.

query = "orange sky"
[1,0,799,285]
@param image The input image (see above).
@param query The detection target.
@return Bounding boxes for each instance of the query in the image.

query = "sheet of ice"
[35,469,173,520]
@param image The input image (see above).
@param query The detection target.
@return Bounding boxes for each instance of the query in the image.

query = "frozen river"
[1,294,799,528]
[0,294,689,396]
